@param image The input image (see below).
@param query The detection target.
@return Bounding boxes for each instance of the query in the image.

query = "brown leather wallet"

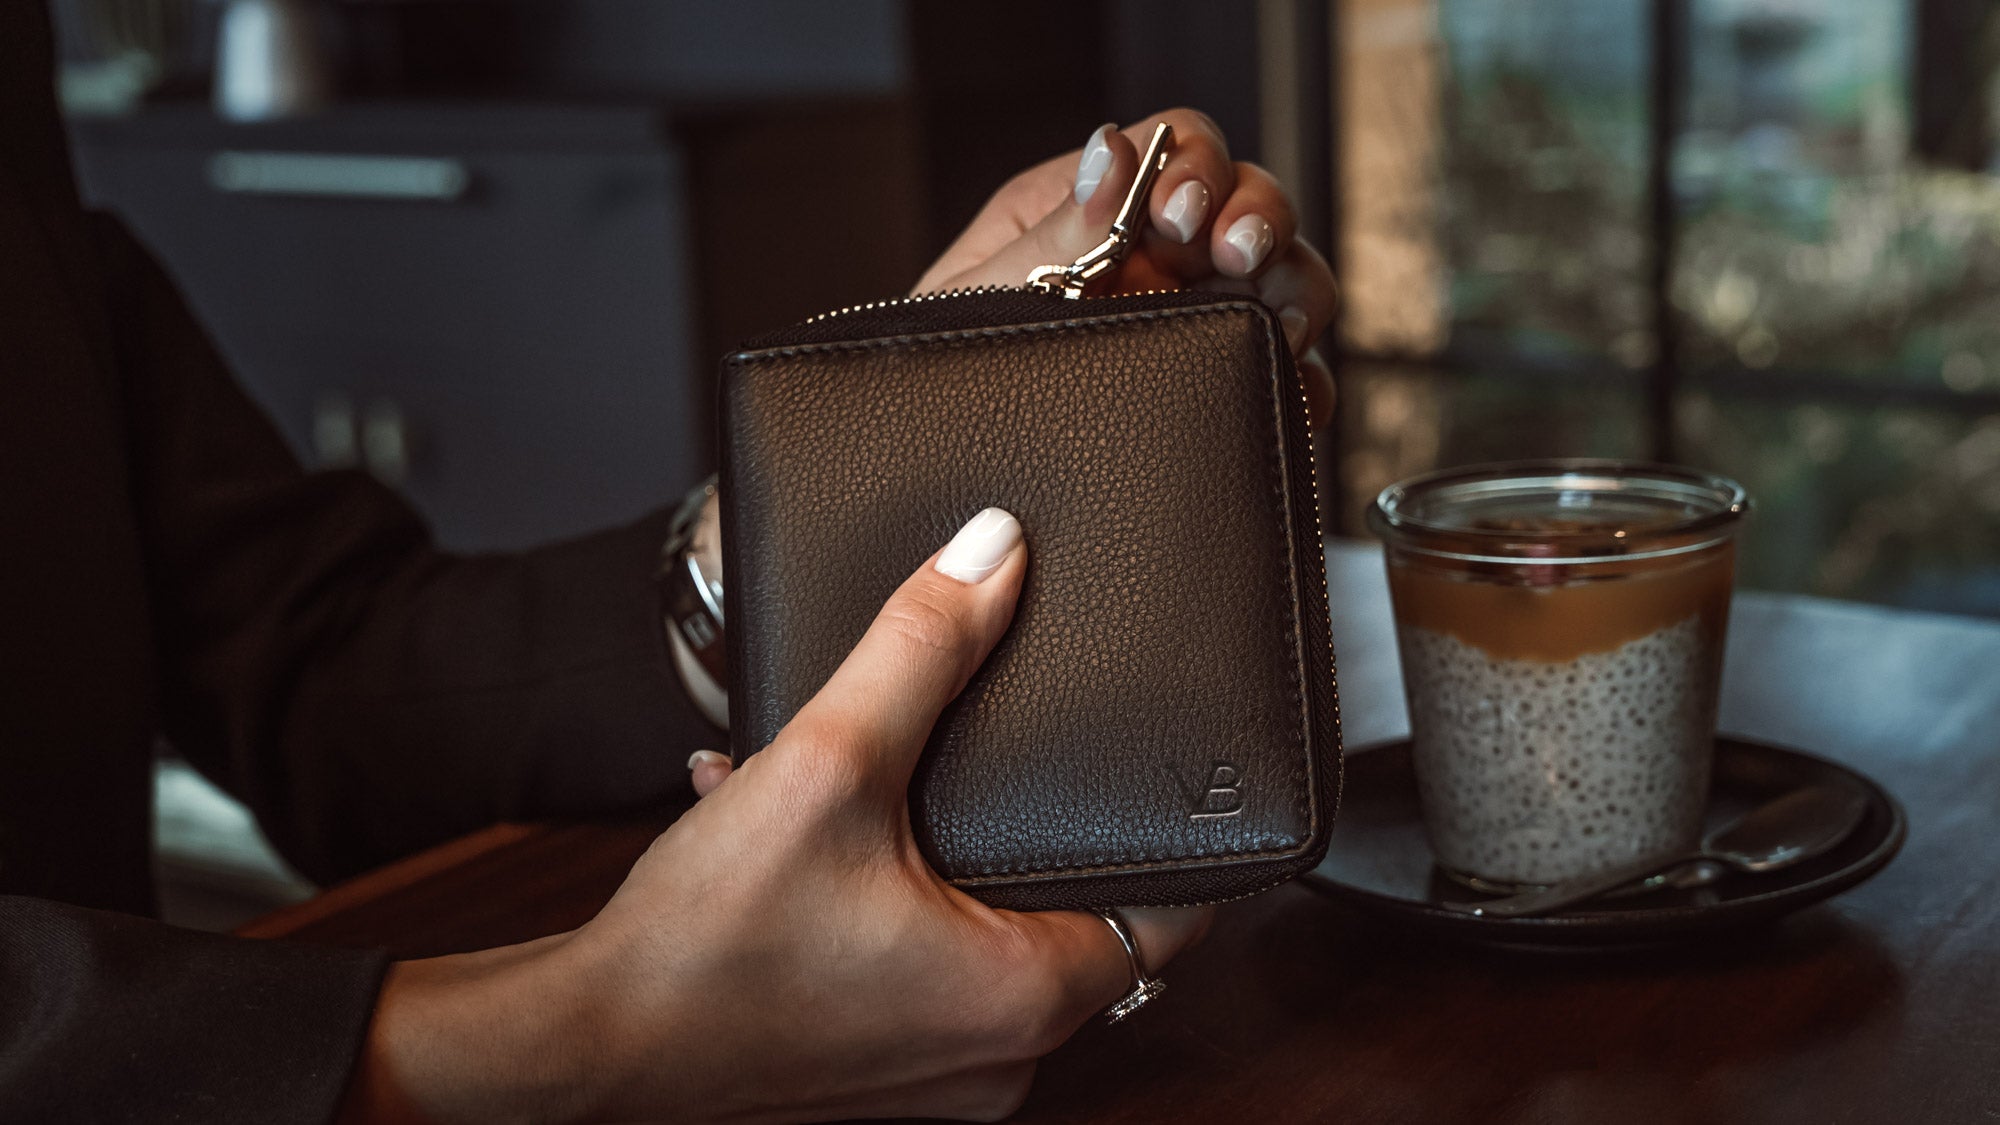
[719,287,1341,910]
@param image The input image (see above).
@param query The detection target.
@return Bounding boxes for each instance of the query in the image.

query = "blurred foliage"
[1440,62,1652,368]
[1681,394,2000,614]
[1676,169,2000,390]
[1336,363,1648,538]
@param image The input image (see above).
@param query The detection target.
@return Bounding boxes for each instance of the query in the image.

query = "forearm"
[0,896,386,1120]
[153,499,715,884]
[92,213,717,883]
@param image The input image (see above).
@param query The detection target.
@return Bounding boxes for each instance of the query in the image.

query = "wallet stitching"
[732,302,1323,879]
[731,302,1261,364]
[1268,337,1323,848]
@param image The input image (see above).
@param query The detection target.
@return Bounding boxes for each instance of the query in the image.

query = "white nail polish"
[1160,180,1209,244]
[1223,214,1274,274]
[1074,125,1114,206]
[1280,307,1311,353]
[935,508,1023,585]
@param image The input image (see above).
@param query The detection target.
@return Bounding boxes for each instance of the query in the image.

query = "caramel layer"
[1386,543,1735,663]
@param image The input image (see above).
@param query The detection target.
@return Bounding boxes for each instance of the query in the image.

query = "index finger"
[1127,108,1239,247]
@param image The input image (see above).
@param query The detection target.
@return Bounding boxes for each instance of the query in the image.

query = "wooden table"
[243,542,2000,1123]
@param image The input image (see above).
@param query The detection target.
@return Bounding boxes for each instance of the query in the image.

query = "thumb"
[939,123,1143,292]
[776,508,1027,788]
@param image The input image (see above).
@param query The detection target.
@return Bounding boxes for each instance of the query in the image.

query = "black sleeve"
[0,896,385,1122]
[96,215,717,885]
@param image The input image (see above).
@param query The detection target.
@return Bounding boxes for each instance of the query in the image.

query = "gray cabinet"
[72,104,703,551]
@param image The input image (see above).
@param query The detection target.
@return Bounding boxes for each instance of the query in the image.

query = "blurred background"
[46,0,1998,922]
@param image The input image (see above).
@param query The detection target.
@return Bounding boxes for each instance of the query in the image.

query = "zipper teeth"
[803,284,1019,325]
[802,285,1188,325]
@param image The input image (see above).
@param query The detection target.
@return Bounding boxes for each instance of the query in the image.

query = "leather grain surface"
[721,292,1340,909]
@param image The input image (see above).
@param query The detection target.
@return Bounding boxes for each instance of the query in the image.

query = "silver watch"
[660,475,725,687]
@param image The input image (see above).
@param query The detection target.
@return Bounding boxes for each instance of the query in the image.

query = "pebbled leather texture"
[720,290,1341,910]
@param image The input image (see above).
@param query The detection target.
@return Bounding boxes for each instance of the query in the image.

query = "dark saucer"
[1300,737,1905,950]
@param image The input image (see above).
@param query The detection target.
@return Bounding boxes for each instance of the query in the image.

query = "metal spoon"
[1448,784,1870,919]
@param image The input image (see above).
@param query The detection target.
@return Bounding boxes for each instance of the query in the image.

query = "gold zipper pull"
[1026,122,1174,299]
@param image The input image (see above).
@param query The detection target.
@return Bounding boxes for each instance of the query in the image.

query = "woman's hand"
[913,109,1338,429]
[343,510,1211,1124]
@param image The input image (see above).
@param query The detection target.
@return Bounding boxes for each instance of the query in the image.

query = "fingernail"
[1160,180,1209,244]
[1280,307,1311,353]
[1074,125,1115,206]
[935,507,1023,585]
[1222,214,1274,274]
[687,749,729,771]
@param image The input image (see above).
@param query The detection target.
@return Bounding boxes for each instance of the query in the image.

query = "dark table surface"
[243,542,2000,1123]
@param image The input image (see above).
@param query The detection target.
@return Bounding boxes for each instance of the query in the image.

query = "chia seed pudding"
[1398,616,1721,887]
[1370,461,1749,891]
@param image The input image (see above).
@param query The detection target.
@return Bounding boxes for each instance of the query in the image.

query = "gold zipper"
[803,284,1020,326]
[802,283,1203,327]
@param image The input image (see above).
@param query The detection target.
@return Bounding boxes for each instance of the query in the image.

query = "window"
[1325,0,2000,615]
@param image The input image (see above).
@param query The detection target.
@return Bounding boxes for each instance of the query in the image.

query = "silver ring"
[1093,909,1164,1024]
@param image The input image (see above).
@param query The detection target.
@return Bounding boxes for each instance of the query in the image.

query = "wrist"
[339,934,601,1125]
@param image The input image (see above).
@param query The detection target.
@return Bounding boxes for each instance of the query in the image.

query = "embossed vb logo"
[1174,761,1244,820]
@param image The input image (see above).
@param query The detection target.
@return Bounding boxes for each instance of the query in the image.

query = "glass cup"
[1368,460,1751,892]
